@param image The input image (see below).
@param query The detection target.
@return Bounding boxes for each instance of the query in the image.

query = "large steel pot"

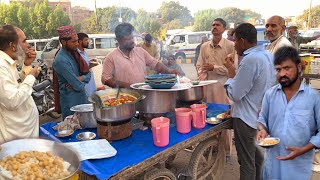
[177,86,204,102]
[137,90,177,113]
[89,88,142,122]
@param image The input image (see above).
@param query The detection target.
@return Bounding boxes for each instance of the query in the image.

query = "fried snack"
[0,151,71,180]
[103,94,137,106]
[261,139,279,146]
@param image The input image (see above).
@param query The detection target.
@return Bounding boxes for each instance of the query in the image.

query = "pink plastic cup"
[151,117,170,147]
[175,108,192,134]
[190,104,206,129]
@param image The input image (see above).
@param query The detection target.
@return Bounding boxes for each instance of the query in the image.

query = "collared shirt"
[102,47,158,85]
[78,48,96,97]
[258,83,320,180]
[288,36,311,50]
[138,42,160,60]
[266,35,292,54]
[196,38,234,104]
[0,50,39,144]
[224,45,276,129]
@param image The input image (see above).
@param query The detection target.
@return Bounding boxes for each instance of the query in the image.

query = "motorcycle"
[32,60,60,119]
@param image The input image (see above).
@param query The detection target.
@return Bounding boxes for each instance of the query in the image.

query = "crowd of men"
[0,14,319,180]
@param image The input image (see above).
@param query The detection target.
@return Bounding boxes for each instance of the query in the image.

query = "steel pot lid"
[70,104,93,112]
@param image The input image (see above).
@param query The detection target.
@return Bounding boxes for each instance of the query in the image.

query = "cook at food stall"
[101,23,179,88]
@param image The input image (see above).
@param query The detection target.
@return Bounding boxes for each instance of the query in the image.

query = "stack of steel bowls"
[145,74,177,89]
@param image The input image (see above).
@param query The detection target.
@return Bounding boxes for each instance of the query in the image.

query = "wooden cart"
[78,119,233,180]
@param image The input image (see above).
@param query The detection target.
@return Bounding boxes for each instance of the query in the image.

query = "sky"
[70,0,320,19]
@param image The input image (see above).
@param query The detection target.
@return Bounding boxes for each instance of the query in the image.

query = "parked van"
[40,34,117,68]
[27,39,50,59]
[163,31,212,61]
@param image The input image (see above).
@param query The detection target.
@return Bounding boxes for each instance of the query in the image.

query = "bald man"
[265,15,292,54]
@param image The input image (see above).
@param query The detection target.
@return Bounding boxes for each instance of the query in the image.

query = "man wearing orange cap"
[53,26,91,119]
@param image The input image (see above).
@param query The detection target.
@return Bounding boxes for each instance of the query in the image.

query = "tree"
[297,5,320,28]
[133,9,161,37]
[158,1,193,27]
[81,14,98,34]
[193,9,217,31]
[216,7,245,26]
[46,5,71,38]
[32,0,52,38]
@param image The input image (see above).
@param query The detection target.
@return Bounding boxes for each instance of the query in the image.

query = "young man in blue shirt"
[257,46,320,180]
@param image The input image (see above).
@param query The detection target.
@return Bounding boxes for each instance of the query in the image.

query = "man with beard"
[77,32,97,97]
[102,23,179,88]
[287,25,320,51]
[224,23,276,180]
[0,25,40,144]
[257,46,320,180]
[53,26,91,119]
[265,15,292,54]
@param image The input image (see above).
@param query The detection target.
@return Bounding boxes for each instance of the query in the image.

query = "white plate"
[206,117,221,125]
[257,137,280,148]
[55,130,74,137]
[130,82,192,91]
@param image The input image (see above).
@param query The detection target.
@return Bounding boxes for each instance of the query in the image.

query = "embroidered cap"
[57,26,77,38]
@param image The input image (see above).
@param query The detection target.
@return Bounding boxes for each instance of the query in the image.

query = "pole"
[95,0,98,32]
[307,0,312,28]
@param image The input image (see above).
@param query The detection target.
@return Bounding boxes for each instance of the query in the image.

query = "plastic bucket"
[151,117,170,147]
[175,108,192,134]
[190,104,206,129]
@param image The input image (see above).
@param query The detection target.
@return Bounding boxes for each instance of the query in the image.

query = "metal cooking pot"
[177,86,204,102]
[136,90,177,113]
[89,88,142,122]
[70,104,97,128]
[0,139,80,180]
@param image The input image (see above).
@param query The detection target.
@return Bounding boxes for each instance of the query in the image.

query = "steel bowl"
[0,139,80,180]
[70,104,97,128]
[76,132,96,141]
[89,88,143,122]
[177,86,204,102]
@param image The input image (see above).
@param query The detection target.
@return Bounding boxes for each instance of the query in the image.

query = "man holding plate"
[257,46,320,180]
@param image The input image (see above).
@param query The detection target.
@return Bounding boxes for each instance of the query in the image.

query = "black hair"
[166,54,175,60]
[274,46,301,65]
[213,18,227,28]
[59,37,72,43]
[77,33,89,41]
[144,34,153,42]
[115,23,135,40]
[0,25,19,51]
[234,23,257,44]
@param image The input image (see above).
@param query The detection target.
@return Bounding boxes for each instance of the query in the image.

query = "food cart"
[39,103,232,180]
[300,54,320,85]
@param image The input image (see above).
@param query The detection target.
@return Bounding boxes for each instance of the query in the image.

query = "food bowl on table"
[76,132,96,141]
[145,74,176,80]
[206,117,222,125]
[0,139,80,180]
[257,137,280,148]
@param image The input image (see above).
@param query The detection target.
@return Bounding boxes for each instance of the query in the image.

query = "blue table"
[40,103,231,180]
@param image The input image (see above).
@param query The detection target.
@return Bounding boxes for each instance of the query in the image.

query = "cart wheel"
[166,154,177,167]
[144,168,177,180]
[188,136,225,180]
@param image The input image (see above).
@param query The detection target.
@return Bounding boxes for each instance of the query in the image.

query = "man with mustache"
[265,15,292,54]
[196,18,234,164]
[102,23,179,88]
[53,26,91,119]
[257,46,320,180]
[224,23,276,180]
[0,25,40,144]
[287,25,320,51]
